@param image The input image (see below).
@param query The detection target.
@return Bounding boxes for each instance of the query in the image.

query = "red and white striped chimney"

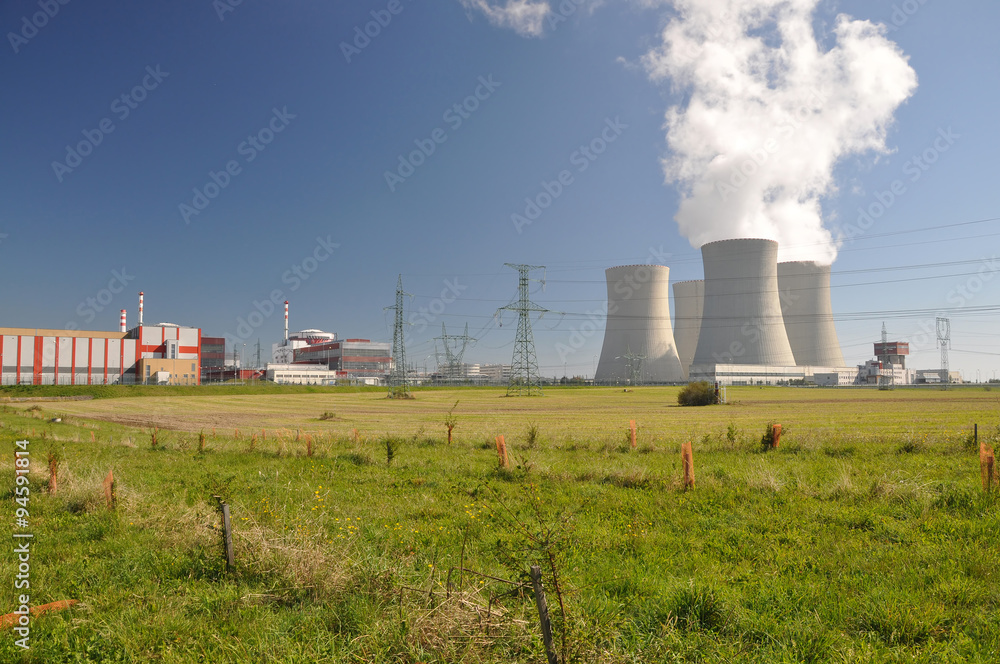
[138,291,144,326]
[119,309,127,333]
[284,301,289,342]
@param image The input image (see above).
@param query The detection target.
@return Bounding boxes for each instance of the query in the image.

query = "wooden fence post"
[47,453,57,495]
[529,565,559,664]
[630,420,637,450]
[772,423,782,449]
[982,443,996,493]
[219,501,235,570]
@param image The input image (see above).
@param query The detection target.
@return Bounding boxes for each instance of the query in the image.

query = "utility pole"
[385,275,411,398]
[496,264,547,396]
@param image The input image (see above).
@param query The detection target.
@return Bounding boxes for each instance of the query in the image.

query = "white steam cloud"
[643,0,918,264]
[460,0,552,37]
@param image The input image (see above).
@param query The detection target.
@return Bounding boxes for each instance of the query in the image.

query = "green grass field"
[1,385,998,663]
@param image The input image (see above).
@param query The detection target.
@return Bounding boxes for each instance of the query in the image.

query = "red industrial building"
[0,293,201,386]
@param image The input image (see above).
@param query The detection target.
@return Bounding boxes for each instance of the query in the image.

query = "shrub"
[677,381,719,407]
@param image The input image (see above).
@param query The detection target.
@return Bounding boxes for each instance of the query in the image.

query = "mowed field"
[1,385,998,663]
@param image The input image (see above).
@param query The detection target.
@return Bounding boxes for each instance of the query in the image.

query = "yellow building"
[136,358,200,386]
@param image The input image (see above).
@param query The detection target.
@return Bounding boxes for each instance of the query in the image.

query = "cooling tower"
[691,239,796,367]
[777,261,845,367]
[672,280,704,380]
[595,265,684,384]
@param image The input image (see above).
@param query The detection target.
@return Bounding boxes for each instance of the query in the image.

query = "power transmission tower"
[434,322,476,382]
[496,263,547,396]
[936,317,951,381]
[878,323,893,390]
[385,274,411,398]
[623,347,646,386]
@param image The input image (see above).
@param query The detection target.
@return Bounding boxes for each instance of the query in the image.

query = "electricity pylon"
[496,263,547,396]
[385,274,411,398]
[937,317,951,380]
[623,347,646,386]
[434,322,476,382]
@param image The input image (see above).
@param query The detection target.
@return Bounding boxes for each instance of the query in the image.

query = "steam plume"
[643,0,918,264]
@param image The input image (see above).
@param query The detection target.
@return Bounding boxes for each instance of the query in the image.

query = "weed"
[668,582,728,632]
[526,422,540,449]
[319,411,337,421]
[760,423,781,452]
[384,436,402,466]
[444,400,459,444]
[726,422,740,447]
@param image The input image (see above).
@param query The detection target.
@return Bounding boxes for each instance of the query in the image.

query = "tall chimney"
[119,309,127,333]
[138,291,144,326]
[284,301,289,343]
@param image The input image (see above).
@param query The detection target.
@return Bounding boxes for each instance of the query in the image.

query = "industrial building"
[266,301,392,384]
[1,293,201,385]
[594,265,684,384]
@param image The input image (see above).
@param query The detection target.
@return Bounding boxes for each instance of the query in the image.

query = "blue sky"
[2,0,998,380]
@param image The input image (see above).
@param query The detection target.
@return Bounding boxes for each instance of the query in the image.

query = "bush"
[677,381,719,407]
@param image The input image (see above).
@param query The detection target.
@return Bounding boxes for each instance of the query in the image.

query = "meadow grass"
[1,386,998,662]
